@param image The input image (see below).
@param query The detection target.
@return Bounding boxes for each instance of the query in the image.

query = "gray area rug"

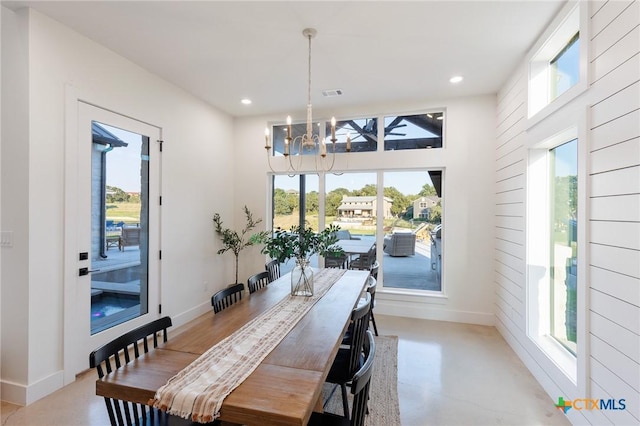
[323,335,401,426]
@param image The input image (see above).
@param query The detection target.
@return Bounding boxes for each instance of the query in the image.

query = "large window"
[270,170,443,293]
[381,171,442,291]
[268,112,445,156]
[527,131,579,376]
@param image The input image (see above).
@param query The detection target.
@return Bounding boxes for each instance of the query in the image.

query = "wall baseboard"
[376,298,495,326]
[170,301,212,333]
[1,370,63,405]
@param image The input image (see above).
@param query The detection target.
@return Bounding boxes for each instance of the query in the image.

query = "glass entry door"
[90,122,149,334]
[64,101,161,382]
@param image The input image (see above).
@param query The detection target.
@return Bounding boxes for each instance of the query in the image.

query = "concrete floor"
[1,315,569,426]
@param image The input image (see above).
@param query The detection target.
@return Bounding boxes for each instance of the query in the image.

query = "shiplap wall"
[495,1,639,424]
[588,0,639,424]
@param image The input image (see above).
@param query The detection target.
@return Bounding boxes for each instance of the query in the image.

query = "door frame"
[63,88,162,384]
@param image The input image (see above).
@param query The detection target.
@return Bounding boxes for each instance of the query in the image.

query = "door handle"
[79,267,101,276]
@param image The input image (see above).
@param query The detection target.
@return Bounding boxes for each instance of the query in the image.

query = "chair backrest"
[121,227,141,244]
[211,283,244,313]
[324,253,348,269]
[346,293,371,378]
[89,316,172,426]
[384,232,415,256]
[265,259,281,282]
[247,271,270,294]
[350,243,377,271]
[336,230,352,240]
[350,330,376,426]
[370,260,379,279]
[363,243,377,270]
[366,275,377,308]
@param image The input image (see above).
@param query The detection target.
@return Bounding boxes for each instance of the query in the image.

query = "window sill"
[378,288,448,304]
[527,79,588,131]
[532,334,577,384]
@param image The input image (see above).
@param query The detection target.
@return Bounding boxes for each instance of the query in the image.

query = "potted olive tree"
[213,206,267,285]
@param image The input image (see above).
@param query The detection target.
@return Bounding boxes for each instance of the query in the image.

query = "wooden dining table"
[95,268,369,426]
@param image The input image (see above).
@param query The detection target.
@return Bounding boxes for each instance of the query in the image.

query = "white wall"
[235,94,497,326]
[1,7,237,404]
[0,7,30,403]
[495,1,639,424]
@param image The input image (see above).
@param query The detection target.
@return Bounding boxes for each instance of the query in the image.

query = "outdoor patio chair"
[349,243,376,271]
[325,253,349,269]
[118,227,141,251]
[336,230,360,240]
[383,232,416,257]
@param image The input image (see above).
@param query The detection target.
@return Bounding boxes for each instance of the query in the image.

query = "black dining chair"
[211,283,244,313]
[247,271,270,294]
[325,293,371,420]
[314,330,376,426]
[349,243,376,271]
[365,275,379,336]
[89,317,174,426]
[342,275,378,346]
[370,260,379,279]
[325,253,349,269]
[265,259,281,282]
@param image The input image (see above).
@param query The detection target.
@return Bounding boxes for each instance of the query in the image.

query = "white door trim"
[63,87,163,384]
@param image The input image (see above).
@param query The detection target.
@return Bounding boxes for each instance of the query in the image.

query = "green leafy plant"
[213,206,268,284]
[259,224,344,264]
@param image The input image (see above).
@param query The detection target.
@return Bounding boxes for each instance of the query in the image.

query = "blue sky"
[99,122,143,192]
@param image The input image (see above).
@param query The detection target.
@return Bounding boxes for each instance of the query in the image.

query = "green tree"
[430,202,442,223]
[384,186,409,217]
[106,185,130,203]
[554,175,577,230]
[273,188,293,215]
[419,183,437,197]
[353,184,377,196]
[326,188,351,216]
[286,191,300,213]
[305,191,319,214]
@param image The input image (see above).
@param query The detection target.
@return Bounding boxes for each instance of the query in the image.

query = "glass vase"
[291,258,314,296]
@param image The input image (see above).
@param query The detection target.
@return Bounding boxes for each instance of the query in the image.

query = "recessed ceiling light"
[449,75,463,84]
[241,98,252,105]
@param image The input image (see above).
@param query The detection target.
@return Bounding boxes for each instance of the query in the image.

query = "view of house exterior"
[412,196,439,220]
[337,196,393,220]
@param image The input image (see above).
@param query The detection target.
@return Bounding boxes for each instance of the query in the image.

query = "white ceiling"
[3,1,565,117]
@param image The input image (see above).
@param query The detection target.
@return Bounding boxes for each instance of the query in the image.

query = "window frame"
[527,1,588,125]
[527,128,579,382]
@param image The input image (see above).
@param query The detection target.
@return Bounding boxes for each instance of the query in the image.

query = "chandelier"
[264,28,350,174]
